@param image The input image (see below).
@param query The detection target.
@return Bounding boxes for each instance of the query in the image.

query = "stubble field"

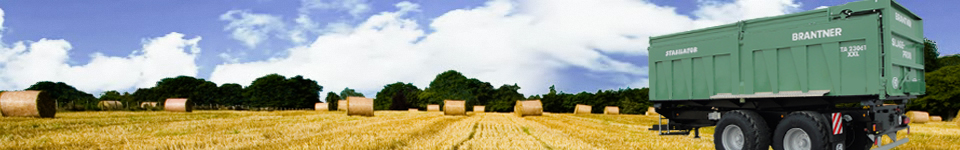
[1,111,957,149]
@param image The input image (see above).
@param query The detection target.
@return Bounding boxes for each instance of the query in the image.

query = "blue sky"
[0,0,956,98]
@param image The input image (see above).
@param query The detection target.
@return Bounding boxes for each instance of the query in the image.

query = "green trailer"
[647,0,923,149]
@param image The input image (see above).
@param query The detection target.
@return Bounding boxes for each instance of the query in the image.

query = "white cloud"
[0,32,202,94]
[0,7,5,44]
[300,0,371,18]
[211,0,801,96]
[220,10,286,49]
[693,0,801,26]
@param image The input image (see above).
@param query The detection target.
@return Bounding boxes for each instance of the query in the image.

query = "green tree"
[909,65,960,119]
[99,90,123,101]
[25,81,98,111]
[132,88,158,104]
[287,75,323,109]
[340,88,365,99]
[244,74,322,109]
[419,70,497,110]
[326,92,342,110]
[218,83,245,107]
[375,82,421,110]
[938,54,960,67]
[487,84,525,112]
[923,39,940,72]
[152,76,219,109]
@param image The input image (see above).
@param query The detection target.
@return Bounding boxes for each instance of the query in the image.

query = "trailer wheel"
[714,110,771,150]
[773,111,831,150]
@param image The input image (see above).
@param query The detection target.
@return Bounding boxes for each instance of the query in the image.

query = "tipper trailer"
[647,0,924,149]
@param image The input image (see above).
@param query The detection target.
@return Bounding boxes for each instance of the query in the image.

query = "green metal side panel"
[648,0,925,101]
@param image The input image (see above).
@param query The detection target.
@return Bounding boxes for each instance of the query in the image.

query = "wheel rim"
[783,128,812,150]
[722,125,745,150]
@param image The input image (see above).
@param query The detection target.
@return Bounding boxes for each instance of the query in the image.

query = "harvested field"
[1,111,955,149]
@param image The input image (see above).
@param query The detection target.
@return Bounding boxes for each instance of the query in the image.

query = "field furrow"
[397,112,483,150]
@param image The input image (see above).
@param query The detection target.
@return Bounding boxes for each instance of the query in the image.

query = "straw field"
[1,111,956,149]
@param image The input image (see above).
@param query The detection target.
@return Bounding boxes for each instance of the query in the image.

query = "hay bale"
[140,102,158,108]
[427,104,440,112]
[574,104,592,114]
[514,100,543,117]
[409,108,419,112]
[315,103,328,111]
[906,111,929,124]
[346,97,374,116]
[604,106,620,115]
[337,100,347,111]
[645,107,659,116]
[98,100,123,110]
[0,91,56,118]
[164,98,193,112]
[930,116,942,122]
[443,100,466,116]
[473,105,485,113]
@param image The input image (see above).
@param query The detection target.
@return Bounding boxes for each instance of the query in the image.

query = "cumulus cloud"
[0,32,202,93]
[211,0,801,95]
[220,10,286,49]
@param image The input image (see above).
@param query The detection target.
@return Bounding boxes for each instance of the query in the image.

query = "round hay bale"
[315,103,328,111]
[443,100,466,116]
[140,102,158,108]
[574,104,592,114]
[346,97,374,116]
[0,91,56,118]
[409,108,418,112]
[164,98,193,112]
[604,106,620,115]
[645,106,659,116]
[98,100,124,110]
[473,105,485,113]
[514,100,543,117]
[906,111,929,124]
[337,100,347,111]
[930,116,942,122]
[427,104,440,112]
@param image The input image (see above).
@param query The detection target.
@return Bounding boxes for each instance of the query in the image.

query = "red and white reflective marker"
[832,112,843,135]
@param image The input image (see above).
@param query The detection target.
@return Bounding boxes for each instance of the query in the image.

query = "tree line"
[349,70,652,114]
[15,70,653,114]
[908,39,960,119]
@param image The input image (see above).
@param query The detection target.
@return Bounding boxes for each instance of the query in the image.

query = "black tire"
[714,110,772,150]
[773,111,831,150]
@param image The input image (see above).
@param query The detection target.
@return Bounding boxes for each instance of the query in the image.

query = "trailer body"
[647,0,923,149]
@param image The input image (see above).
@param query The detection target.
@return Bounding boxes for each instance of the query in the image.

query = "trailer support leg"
[693,127,700,138]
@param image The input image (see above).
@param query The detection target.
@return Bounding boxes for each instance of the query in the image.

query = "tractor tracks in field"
[451,116,482,150]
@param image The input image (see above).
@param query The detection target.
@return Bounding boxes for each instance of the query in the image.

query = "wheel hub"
[722,125,745,150]
[784,128,811,150]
